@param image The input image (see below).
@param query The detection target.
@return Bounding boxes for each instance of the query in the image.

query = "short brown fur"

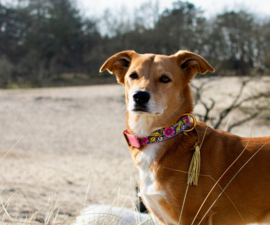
[100,50,270,225]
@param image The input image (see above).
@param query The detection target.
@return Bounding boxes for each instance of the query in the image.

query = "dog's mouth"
[132,105,149,113]
[128,100,164,115]
[130,103,164,116]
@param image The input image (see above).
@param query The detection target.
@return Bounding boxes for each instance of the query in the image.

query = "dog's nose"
[133,91,150,104]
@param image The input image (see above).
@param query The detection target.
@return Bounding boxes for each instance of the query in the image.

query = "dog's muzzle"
[132,90,150,112]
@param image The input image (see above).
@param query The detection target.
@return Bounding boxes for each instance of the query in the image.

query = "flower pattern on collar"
[137,115,190,145]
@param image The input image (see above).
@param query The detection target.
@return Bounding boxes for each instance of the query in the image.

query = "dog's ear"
[175,51,214,79]
[100,50,136,84]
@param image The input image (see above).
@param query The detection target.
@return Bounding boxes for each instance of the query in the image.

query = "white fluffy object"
[74,204,159,225]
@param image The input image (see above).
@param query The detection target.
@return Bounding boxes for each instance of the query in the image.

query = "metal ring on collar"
[182,113,197,132]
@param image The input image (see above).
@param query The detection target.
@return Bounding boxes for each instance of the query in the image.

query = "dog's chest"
[137,144,160,195]
[137,144,178,225]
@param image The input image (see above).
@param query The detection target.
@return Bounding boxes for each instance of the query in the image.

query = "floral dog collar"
[123,114,195,148]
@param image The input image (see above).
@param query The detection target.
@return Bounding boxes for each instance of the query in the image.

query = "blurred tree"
[207,11,263,75]
[0,4,26,63]
[23,0,85,74]
[260,20,270,73]
[101,1,207,56]
[0,56,14,86]
[153,1,207,54]
[1,0,270,87]
[100,7,133,37]
[134,0,160,30]
[0,0,102,86]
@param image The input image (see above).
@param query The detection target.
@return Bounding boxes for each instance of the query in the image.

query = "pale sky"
[79,0,270,19]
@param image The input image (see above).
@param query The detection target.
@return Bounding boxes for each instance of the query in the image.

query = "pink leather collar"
[123,115,190,148]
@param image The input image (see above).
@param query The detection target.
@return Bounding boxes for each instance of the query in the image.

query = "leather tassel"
[187,145,201,185]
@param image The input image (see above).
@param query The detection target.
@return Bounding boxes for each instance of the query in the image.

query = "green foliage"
[0,0,101,87]
[0,0,269,87]
[99,1,270,76]
[207,11,264,74]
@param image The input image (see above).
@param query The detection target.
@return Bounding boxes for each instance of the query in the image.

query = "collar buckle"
[123,130,141,148]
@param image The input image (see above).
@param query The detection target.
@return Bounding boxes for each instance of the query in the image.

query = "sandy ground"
[0,77,269,224]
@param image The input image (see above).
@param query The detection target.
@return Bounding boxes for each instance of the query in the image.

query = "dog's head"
[100,50,214,136]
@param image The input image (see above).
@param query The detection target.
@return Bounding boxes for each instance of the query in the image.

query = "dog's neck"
[126,108,193,138]
[127,113,157,137]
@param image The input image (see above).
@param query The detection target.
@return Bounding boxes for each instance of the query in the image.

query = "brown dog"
[100,50,270,225]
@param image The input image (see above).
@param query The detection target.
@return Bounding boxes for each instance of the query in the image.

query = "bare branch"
[192,78,269,132]
[191,79,217,124]
[214,80,250,129]
[227,112,260,132]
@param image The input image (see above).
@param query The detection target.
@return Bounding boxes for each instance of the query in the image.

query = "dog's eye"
[129,73,138,79]
[159,75,171,83]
